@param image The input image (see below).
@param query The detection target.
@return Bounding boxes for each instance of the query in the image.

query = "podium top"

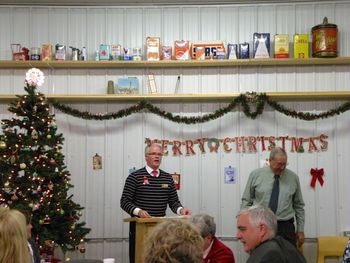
[123,216,189,223]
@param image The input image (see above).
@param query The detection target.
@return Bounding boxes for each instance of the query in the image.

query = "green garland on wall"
[50,93,350,124]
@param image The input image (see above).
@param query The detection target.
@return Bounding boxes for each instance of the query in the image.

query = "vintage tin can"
[99,44,110,61]
[227,44,238,59]
[274,34,289,58]
[132,47,142,61]
[161,46,172,60]
[55,44,66,61]
[30,47,41,60]
[41,44,53,61]
[312,17,337,58]
[253,33,270,58]
[239,42,250,59]
[146,37,160,61]
[294,34,309,58]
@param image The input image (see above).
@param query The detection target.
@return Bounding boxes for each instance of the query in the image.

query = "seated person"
[236,205,306,263]
[343,238,350,263]
[143,219,203,263]
[190,213,235,263]
[0,207,31,263]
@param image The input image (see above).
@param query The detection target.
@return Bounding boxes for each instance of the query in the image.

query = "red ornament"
[79,247,86,253]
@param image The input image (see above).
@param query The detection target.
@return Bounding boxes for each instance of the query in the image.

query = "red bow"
[310,168,324,188]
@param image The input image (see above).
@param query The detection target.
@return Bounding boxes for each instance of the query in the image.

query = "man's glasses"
[147,152,163,156]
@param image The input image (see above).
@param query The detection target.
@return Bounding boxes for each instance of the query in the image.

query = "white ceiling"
[0,0,334,6]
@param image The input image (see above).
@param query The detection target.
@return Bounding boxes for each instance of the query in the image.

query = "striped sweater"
[120,167,182,217]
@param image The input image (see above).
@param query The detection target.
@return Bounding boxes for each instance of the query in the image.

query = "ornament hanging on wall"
[92,153,102,170]
[310,168,324,188]
[224,166,236,184]
[171,173,181,190]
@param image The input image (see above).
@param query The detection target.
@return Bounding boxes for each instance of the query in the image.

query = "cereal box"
[274,34,289,58]
[294,34,309,58]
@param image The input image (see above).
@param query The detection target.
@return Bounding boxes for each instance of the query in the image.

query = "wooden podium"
[124,217,188,263]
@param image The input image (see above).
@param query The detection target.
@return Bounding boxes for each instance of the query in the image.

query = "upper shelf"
[1,57,350,69]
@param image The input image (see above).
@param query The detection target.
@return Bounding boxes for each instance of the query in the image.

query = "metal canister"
[312,17,338,58]
[30,47,41,60]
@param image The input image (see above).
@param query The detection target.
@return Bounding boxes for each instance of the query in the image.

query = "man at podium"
[120,143,192,263]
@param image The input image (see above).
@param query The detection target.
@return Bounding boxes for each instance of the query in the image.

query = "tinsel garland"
[50,93,350,124]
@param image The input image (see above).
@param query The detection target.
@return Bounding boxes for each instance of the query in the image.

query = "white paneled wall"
[1,1,350,262]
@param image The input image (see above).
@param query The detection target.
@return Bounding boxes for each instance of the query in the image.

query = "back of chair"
[317,236,349,263]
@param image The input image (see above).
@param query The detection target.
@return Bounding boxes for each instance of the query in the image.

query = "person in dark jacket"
[236,205,306,263]
[120,143,192,263]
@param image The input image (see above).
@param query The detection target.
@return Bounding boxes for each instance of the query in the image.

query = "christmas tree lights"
[0,68,90,258]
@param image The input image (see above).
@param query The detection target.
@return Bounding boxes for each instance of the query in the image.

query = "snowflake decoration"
[25,68,45,87]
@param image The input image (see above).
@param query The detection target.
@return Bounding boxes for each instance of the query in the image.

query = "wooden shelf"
[1,57,350,69]
[0,92,349,103]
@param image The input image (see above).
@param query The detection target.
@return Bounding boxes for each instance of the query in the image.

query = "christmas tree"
[0,68,90,255]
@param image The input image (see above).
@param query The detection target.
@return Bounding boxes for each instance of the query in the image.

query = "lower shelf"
[0,91,349,102]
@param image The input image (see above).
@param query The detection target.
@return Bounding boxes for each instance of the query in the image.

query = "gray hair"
[145,143,162,155]
[190,213,216,238]
[238,205,277,239]
[269,147,287,160]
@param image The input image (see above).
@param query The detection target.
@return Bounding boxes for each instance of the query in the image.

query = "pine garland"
[50,93,350,124]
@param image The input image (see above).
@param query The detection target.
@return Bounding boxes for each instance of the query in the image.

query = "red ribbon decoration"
[310,168,324,188]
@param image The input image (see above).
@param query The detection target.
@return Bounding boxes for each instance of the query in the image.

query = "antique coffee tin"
[312,17,338,58]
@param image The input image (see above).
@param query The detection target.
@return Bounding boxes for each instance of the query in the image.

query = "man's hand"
[138,210,151,218]
[180,208,192,215]
[296,231,305,246]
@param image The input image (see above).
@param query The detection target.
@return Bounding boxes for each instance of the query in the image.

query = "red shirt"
[203,236,235,263]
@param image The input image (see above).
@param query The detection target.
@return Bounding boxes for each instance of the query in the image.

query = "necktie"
[151,170,158,177]
[269,175,280,213]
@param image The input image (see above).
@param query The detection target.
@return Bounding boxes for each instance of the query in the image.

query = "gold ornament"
[19,163,26,169]
[31,129,39,139]
[0,141,6,149]
[47,134,52,139]
[9,155,16,164]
